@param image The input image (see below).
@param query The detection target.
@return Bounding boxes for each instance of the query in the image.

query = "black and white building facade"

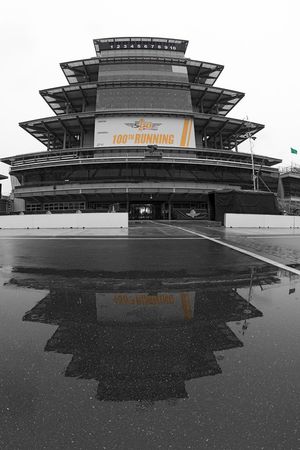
[2,37,281,219]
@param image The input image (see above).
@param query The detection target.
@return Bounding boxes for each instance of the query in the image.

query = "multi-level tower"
[0,174,8,214]
[2,37,281,219]
[0,174,7,194]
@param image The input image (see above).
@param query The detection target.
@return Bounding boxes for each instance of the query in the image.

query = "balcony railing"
[279,164,300,174]
[8,146,276,171]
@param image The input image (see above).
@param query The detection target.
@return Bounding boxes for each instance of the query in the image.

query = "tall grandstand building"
[0,174,9,214]
[0,174,7,194]
[2,37,281,219]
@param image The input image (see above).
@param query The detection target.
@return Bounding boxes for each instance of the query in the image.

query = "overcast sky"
[0,0,299,194]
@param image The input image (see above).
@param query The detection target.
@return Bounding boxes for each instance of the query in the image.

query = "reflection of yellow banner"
[94,116,196,148]
[96,291,195,322]
[114,293,175,304]
[180,292,193,321]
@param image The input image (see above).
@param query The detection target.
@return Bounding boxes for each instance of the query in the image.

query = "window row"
[26,202,85,212]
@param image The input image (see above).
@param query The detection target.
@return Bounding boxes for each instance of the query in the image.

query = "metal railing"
[8,146,276,170]
[279,164,300,174]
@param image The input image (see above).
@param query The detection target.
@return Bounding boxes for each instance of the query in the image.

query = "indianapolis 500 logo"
[125,118,162,131]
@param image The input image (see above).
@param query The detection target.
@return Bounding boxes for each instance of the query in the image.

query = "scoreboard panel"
[95,38,188,54]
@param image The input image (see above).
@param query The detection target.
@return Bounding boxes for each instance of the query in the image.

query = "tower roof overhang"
[40,83,98,115]
[16,111,264,152]
[190,85,244,116]
[40,81,241,117]
[193,113,265,149]
[93,37,189,56]
[60,57,223,86]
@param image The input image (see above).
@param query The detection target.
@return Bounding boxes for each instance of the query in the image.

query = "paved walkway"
[0,227,129,237]
[1,221,300,270]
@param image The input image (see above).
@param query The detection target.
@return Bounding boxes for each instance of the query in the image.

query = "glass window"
[98,63,188,83]
[26,203,42,211]
[96,86,192,111]
[42,202,86,211]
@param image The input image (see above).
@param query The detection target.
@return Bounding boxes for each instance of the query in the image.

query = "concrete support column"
[220,133,223,149]
[204,129,207,148]
[168,202,172,221]
[63,130,67,149]
[126,188,129,212]
[200,99,204,113]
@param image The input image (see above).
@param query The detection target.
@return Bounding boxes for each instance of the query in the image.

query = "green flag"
[291,148,298,155]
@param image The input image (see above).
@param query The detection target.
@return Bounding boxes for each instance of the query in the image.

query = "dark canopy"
[208,190,281,223]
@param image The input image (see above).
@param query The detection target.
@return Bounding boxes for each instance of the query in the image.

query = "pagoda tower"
[1,37,280,218]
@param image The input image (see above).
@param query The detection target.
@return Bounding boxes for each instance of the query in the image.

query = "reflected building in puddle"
[20,279,264,402]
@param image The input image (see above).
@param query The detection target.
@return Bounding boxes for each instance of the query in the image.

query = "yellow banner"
[94,116,196,148]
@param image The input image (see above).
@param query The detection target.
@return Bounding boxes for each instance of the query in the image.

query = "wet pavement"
[0,222,300,449]
[223,228,300,266]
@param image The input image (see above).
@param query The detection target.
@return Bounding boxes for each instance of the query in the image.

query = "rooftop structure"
[1,37,281,219]
[278,165,300,214]
[0,174,9,214]
[0,173,8,198]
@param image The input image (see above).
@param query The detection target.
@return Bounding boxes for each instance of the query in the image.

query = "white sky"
[0,0,299,194]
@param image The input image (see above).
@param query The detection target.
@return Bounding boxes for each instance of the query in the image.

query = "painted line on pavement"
[246,235,300,239]
[157,222,300,276]
[0,236,213,240]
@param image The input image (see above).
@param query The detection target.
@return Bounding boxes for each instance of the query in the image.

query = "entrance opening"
[130,204,153,220]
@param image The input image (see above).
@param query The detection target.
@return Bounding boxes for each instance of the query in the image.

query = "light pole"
[248,132,257,191]
[244,116,257,191]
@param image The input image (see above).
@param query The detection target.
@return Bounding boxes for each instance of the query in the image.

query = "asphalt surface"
[0,221,300,450]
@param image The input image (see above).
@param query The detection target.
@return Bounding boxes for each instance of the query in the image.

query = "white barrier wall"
[0,212,128,229]
[225,213,300,228]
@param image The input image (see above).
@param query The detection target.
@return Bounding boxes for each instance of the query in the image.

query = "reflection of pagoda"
[22,283,263,402]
